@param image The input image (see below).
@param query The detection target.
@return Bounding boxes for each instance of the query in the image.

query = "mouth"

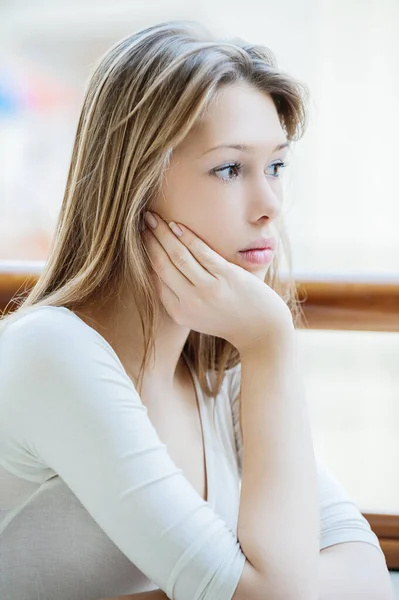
[238,247,275,265]
[239,237,277,253]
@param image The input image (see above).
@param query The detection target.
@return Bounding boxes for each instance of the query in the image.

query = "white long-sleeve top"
[0,306,384,600]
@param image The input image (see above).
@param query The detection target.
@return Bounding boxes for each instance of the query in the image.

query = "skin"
[92,82,395,600]
[82,80,289,394]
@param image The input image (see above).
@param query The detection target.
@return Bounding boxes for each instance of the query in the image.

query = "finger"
[148,213,226,284]
[143,217,212,288]
[143,228,195,296]
[169,221,227,279]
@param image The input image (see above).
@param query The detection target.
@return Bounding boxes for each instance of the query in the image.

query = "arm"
[229,327,393,600]
[104,324,319,600]
[2,310,248,600]
[105,326,320,600]
[232,325,320,600]
[319,541,394,599]
[315,448,393,597]
[103,541,396,600]
[3,309,317,600]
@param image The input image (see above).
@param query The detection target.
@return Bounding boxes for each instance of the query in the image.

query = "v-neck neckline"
[182,352,214,508]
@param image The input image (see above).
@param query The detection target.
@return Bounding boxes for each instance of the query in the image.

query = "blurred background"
[0,0,398,578]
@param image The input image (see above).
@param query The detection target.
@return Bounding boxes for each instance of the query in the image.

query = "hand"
[142,212,293,353]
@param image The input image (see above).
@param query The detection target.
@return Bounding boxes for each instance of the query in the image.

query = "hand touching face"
[141,210,292,352]
[150,81,288,281]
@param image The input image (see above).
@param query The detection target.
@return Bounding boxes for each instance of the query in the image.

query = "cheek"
[151,179,240,259]
[200,225,242,263]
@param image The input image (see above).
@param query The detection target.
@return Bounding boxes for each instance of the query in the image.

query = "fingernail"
[144,211,158,229]
[169,221,183,237]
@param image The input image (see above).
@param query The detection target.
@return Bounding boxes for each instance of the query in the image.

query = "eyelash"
[212,160,289,184]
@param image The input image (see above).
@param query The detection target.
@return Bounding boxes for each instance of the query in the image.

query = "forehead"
[176,81,286,157]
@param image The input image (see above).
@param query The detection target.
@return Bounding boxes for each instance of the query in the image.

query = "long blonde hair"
[1,20,308,398]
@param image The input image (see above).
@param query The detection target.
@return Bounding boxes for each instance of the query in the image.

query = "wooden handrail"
[0,263,42,314]
[1,261,399,568]
[1,262,399,331]
[364,513,399,570]
[295,273,399,332]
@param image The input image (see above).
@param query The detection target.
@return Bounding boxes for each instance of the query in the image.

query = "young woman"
[0,20,393,600]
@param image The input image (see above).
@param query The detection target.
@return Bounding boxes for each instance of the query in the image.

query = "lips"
[239,237,276,252]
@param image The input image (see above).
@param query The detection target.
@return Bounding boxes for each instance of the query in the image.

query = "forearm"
[237,325,320,599]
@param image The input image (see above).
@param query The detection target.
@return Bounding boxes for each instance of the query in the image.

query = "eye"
[267,160,289,178]
[212,160,289,184]
[212,162,244,184]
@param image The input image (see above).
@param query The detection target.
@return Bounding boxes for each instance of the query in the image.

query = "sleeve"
[315,456,385,557]
[0,310,245,600]
[227,361,385,558]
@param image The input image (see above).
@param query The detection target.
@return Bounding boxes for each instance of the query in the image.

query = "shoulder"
[1,305,120,363]
[1,305,84,343]
[0,306,128,391]
[0,306,141,453]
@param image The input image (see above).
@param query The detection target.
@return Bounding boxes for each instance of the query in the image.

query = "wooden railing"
[293,273,399,333]
[1,261,398,568]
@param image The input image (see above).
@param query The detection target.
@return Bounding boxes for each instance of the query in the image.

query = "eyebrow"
[200,141,290,156]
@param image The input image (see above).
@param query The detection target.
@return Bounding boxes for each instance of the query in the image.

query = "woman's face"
[151,80,289,280]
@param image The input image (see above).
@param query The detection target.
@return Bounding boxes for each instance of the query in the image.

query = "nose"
[250,177,282,222]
